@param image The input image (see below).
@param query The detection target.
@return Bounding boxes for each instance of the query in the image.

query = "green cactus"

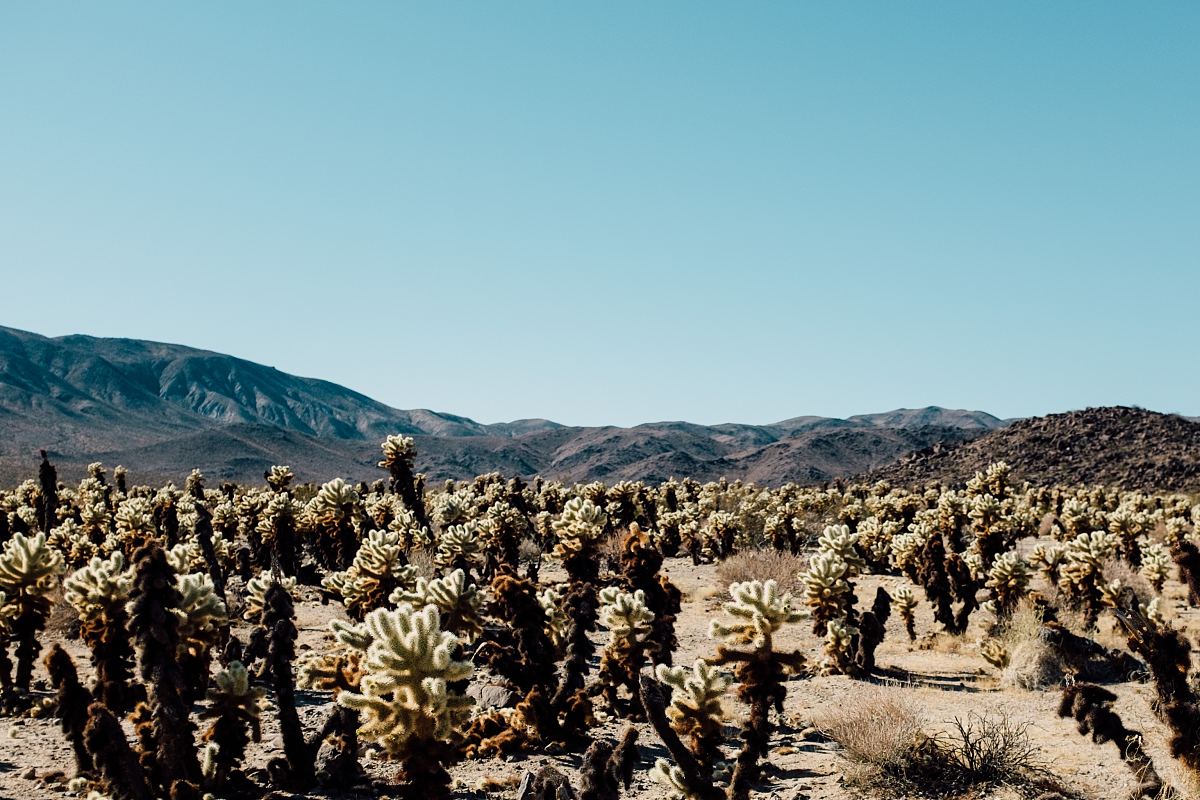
[892,586,918,641]
[324,529,418,620]
[200,661,264,790]
[820,617,858,675]
[983,551,1030,618]
[0,531,66,702]
[390,568,483,640]
[337,603,474,800]
[799,552,852,634]
[595,587,655,717]
[433,523,484,575]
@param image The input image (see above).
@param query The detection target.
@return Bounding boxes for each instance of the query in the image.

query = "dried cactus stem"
[84,701,154,800]
[127,544,201,789]
[45,644,94,776]
[1058,684,1171,799]
[263,582,315,790]
[639,675,724,800]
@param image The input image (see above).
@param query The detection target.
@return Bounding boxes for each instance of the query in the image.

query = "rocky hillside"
[0,325,1003,485]
[871,406,1200,492]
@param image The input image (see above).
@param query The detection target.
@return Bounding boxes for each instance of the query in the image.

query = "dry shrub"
[818,689,925,774]
[997,598,1063,690]
[822,692,1054,798]
[598,531,625,571]
[1101,558,1156,607]
[1037,514,1062,539]
[517,537,543,564]
[406,547,436,579]
[943,711,1042,784]
[1003,639,1064,691]
[715,549,808,596]
[45,591,81,640]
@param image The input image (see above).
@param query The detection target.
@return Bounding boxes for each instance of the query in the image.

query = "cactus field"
[0,442,1198,800]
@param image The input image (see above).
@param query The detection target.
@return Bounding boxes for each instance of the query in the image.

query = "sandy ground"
[1,556,1196,800]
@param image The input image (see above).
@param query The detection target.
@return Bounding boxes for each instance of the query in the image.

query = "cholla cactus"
[703,511,739,559]
[821,617,858,675]
[432,491,473,529]
[244,573,298,622]
[816,524,866,575]
[297,647,364,694]
[200,661,264,788]
[891,524,933,577]
[390,569,483,641]
[595,587,655,717]
[265,465,295,491]
[378,435,433,533]
[324,529,417,620]
[598,587,655,645]
[799,552,852,634]
[1139,541,1173,593]
[537,586,570,650]
[893,586,918,641]
[379,435,416,471]
[174,572,229,700]
[980,638,1010,670]
[48,519,103,569]
[63,553,138,711]
[433,523,483,575]
[704,579,806,800]
[256,492,301,576]
[552,497,608,567]
[652,760,705,800]
[310,478,361,570]
[856,517,901,571]
[710,579,806,648]
[654,659,728,778]
[337,604,473,800]
[0,530,66,700]
[1028,543,1067,583]
[166,540,205,574]
[114,497,156,551]
[1059,531,1119,621]
[984,552,1030,618]
[64,552,132,626]
[967,461,1012,500]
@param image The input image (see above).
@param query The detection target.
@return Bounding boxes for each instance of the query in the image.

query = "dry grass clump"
[404,547,437,580]
[818,689,925,776]
[714,549,807,596]
[995,599,1064,690]
[821,691,1058,798]
[943,711,1042,785]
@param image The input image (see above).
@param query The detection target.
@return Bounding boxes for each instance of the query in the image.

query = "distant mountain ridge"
[0,325,1004,485]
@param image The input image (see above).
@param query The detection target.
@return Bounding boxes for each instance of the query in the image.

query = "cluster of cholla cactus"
[594,587,655,717]
[0,531,66,705]
[323,528,417,619]
[6,445,1200,800]
[1058,531,1119,623]
[648,579,806,800]
[336,603,474,800]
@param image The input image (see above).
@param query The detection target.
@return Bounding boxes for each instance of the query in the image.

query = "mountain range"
[0,325,1007,486]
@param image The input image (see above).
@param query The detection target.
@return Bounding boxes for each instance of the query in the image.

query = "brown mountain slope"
[0,324,1004,485]
[869,406,1200,491]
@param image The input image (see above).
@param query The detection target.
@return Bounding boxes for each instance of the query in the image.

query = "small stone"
[468,682,515,709]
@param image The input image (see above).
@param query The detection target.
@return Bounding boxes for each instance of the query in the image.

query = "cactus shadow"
[865,666,991,693]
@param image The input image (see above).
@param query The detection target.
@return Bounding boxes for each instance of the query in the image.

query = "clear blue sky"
[1,3,1196,427]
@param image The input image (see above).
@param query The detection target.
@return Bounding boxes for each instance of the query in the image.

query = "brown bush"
[822,693,1054,798]
[715,549,808,596]
[818,689,925,774]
